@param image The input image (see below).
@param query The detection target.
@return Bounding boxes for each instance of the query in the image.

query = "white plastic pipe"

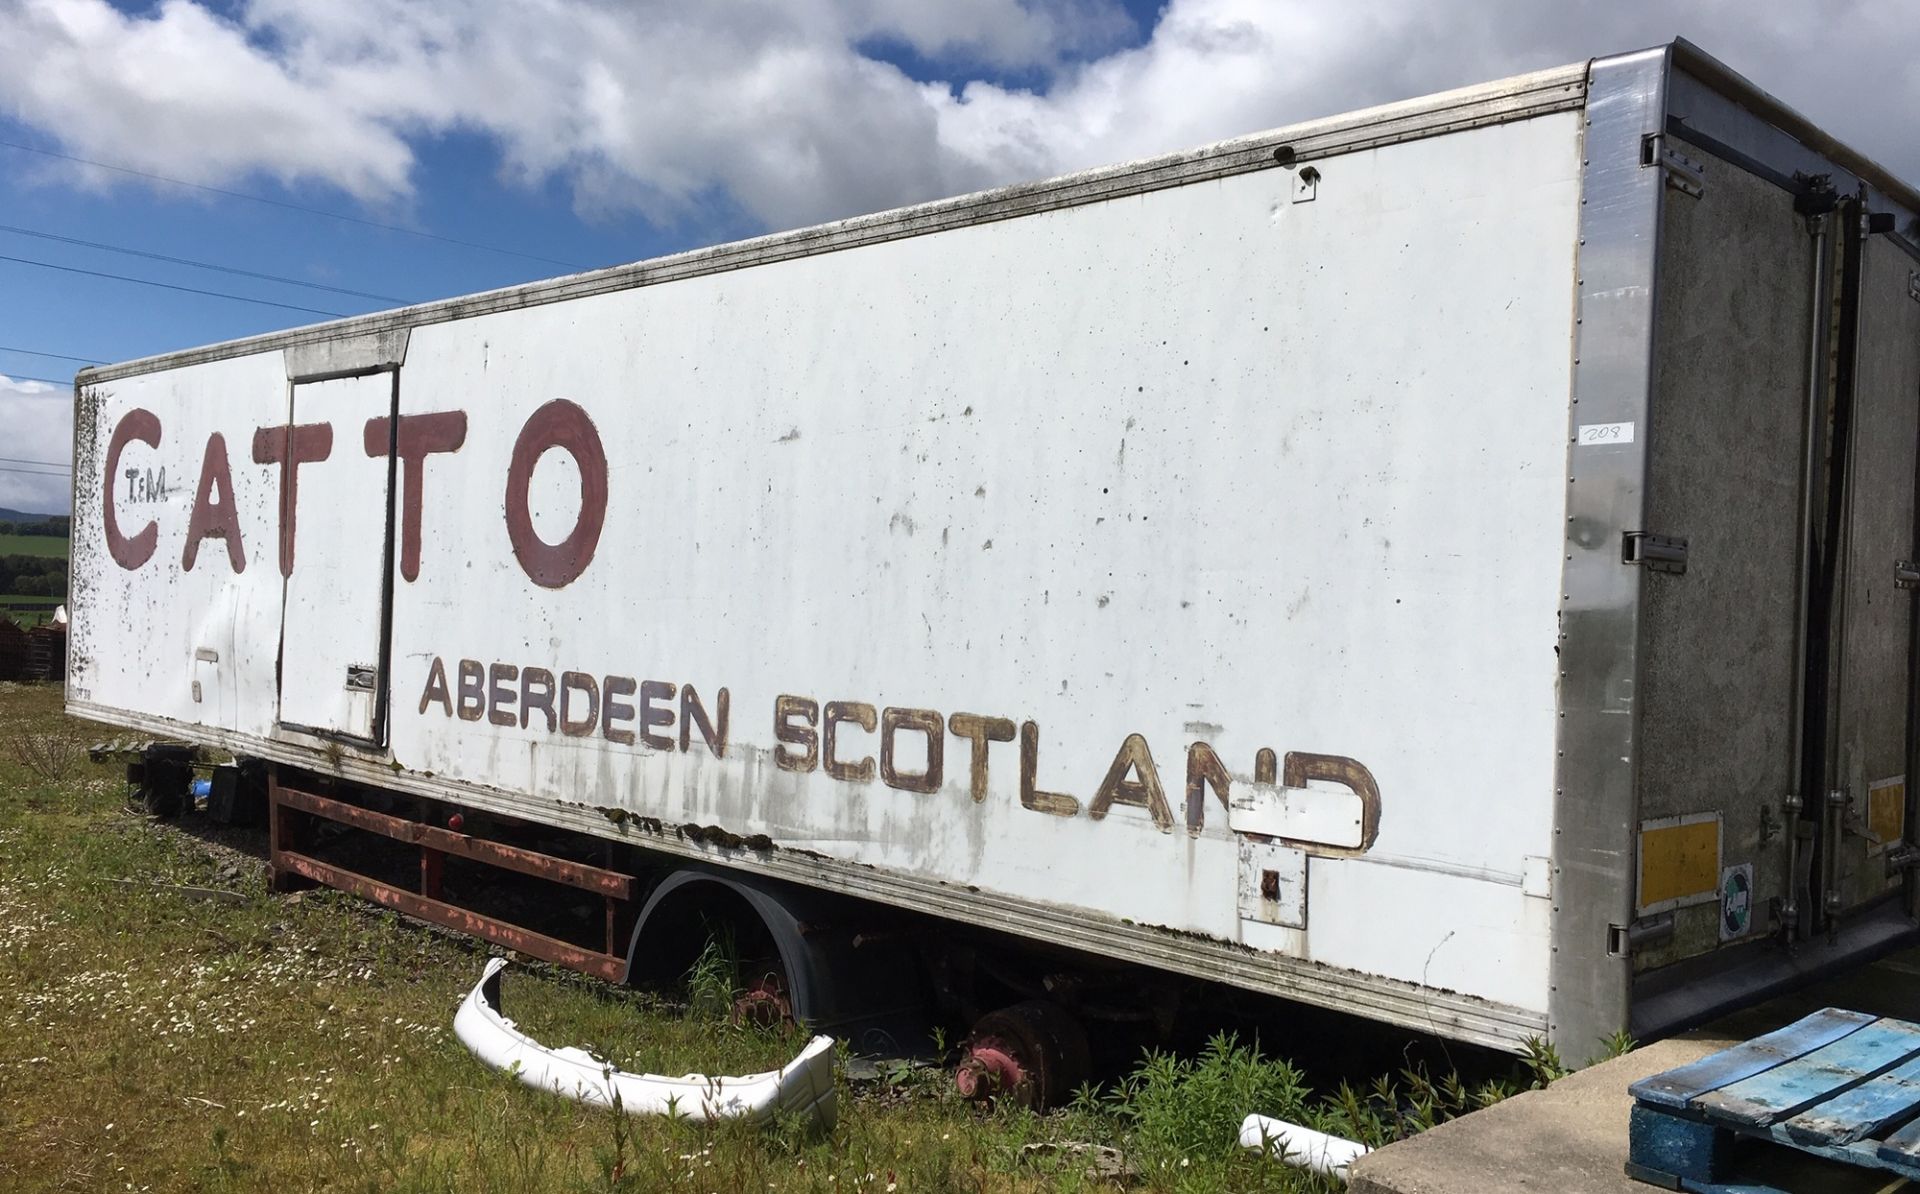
[454,957,837,1130]
[1240,1113,1370,1180]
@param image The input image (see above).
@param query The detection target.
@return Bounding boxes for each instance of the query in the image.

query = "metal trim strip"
[1665,61,1918,249]
[1550,44,1672,1057]
[70,698,1547,1049]
[1670,39,1920,224]
[74,63,1587,386]
[1661,116,1808,198]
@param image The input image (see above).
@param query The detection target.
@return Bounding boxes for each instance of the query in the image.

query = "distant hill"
[0,510,70,561]
[0,534,67,560]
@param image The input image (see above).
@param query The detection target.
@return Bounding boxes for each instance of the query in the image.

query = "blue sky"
[0,2,1165,371]
[2,0,1916,513]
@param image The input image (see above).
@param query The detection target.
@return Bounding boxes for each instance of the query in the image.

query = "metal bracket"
[1794,173,1838,216]
[345,665,378,691]
[1898,560,1920,590]
[1887,843,1920,879]
[1643,134,1704,198]
[1758,804,1782,846]
[1623,532,1689,574]
[1909,271,1919,303]
[1291,165,1320,204]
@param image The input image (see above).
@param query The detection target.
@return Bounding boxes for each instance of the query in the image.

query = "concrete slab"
[1348,945,1920,1194]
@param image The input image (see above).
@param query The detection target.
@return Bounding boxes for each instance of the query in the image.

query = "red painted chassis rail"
[272,782,635,899]
[269,769,631,982]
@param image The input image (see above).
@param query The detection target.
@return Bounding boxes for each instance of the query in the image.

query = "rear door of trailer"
[1629,124,1920,1010]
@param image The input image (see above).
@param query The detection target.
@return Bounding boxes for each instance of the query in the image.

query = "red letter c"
[103,408,161,570]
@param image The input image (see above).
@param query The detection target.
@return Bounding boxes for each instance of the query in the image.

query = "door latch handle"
[345,665,377,691]
[1896,560,1920,590]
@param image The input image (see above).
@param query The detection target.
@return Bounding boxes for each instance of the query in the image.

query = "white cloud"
[0,0,1913,238]
[0,0,415,201]
[0,377,74,515]
[933,0,1920,192]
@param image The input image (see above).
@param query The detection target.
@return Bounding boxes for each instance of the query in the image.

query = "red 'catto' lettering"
[364,411,467,582]
[251,422,333,577]
[182,433,246,573]
[103,408,161,570]
[504,400,606,588]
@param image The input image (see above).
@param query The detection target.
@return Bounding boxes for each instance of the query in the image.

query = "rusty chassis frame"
[268,766,634,981]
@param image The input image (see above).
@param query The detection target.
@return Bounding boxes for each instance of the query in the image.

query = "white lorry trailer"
[67,39,1920,1079]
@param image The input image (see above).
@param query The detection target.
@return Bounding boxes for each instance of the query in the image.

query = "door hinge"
[1610,916,1673,957]
[1623,532,1689,574]
[1643,134,1704,198]
[345,665,378,691]
[1897,560,1920,590]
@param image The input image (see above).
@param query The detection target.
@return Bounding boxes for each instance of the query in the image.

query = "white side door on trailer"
[274,370,397,743]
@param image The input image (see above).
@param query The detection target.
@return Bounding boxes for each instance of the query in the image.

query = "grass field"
[0,534,68,559]
[0,684,1572,1192]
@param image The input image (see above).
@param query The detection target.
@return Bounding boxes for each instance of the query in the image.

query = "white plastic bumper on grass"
[454,957,837,1131]
[1240,1113,1370,1181]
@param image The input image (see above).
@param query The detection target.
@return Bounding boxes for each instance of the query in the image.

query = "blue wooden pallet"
[1628,1007,1920,1192]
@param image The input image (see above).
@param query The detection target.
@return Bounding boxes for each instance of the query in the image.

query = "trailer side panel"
[70,110,1585,1044]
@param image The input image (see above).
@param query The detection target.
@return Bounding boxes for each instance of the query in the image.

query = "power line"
[0,252,345,317]
[0,375,73,388]
[0,138,584,270]
[0,464,70,478]
[0,456,69,470]
[0,345,104,365]
[0,223,410,305]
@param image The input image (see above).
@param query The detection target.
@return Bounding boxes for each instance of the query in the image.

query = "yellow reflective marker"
[1637,812,1722,914]
[1868,777,1906,851]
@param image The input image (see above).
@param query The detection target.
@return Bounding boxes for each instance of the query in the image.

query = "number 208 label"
[1577,421,1635,446]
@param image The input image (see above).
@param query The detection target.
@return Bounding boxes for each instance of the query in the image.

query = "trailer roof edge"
[76,58,1590,386]
[1670,37,1920,218]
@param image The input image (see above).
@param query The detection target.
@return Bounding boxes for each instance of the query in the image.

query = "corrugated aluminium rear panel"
[1831,237,1920,913]
[1633,141,1814,967]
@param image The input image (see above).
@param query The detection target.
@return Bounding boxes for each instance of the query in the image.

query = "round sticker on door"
[1720,863,1754,941]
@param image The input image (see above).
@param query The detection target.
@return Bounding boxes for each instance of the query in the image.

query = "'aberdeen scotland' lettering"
[417,655,1381,848]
